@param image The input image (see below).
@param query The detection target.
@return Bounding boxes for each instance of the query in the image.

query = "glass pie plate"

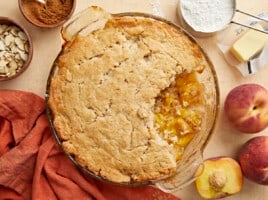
[45,6,219,192]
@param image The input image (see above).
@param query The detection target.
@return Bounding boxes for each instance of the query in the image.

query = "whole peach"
[238,136,268,185]
[224,84,268,133]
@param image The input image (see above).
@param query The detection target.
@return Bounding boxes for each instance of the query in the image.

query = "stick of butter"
[230,24,268,62]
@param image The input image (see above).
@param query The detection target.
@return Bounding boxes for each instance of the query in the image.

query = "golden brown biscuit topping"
[48,15,209,183]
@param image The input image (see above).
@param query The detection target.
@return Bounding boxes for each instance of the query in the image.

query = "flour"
[180,0,234,32]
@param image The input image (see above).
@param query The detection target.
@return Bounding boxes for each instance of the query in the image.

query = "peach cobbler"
[155,72,204,161]
[47,7,217,184]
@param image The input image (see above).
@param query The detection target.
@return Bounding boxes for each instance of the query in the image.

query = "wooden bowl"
[18,0,76,29]
[0,17,33,81]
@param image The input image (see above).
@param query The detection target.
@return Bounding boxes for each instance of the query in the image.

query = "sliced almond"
[18,50,28,61]
[11,45,19,53]
[14,53,21,61]
[7,69,16,77]
[15,37,25,50]
[8,60,18,70]
[4,34,15,47]
[4,52,13,62]
[0,65,6,74]
[0,60,7,68]
[17,59,24,67]
[24,43,29,53]
[0,41,5,50]
[18,31,28,41]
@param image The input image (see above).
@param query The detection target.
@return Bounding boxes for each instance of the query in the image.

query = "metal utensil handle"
[231,21,268,34]
[36,0,46,4]
[236,9,268,22]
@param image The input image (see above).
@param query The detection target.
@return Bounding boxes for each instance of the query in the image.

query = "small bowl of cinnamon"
[18,0,76,28]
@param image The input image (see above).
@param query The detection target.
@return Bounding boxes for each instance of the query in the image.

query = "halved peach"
[195,157,243,199]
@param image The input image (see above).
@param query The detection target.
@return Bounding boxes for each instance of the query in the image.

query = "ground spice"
[21,0,74,26]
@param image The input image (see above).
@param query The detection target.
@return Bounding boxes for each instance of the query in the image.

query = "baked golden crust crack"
[48,14,209,183]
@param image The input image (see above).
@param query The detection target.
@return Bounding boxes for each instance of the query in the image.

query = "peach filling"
[154,72,204,160]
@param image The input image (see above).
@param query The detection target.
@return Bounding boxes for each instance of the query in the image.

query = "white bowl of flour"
[179,0,235,36]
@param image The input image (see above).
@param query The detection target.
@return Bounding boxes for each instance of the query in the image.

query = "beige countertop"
[0,0,268,199]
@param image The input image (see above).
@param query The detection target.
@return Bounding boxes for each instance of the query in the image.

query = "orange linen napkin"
[0,90,180,200]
